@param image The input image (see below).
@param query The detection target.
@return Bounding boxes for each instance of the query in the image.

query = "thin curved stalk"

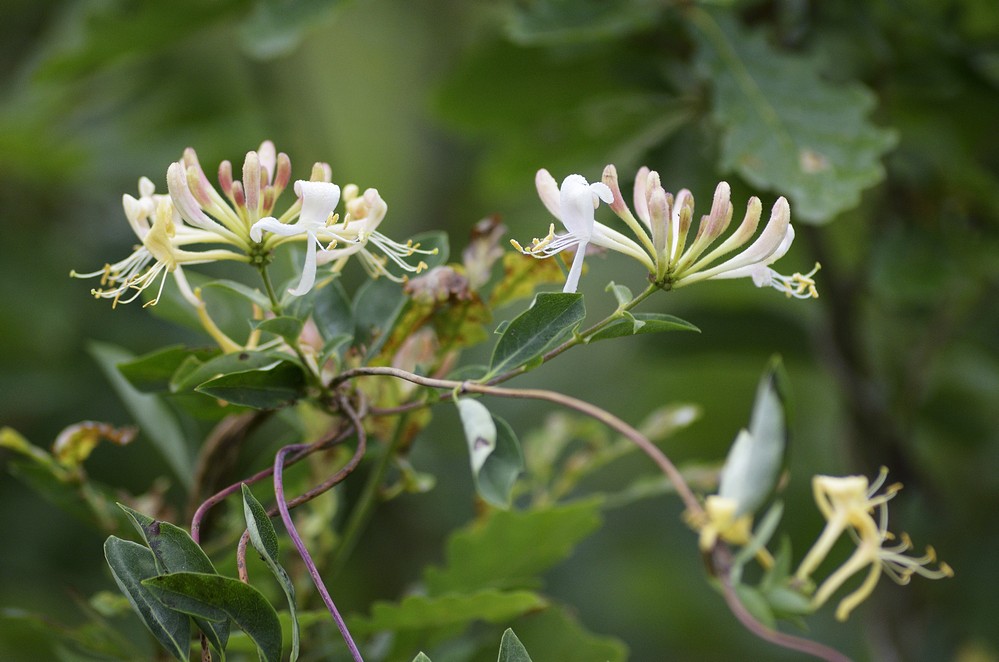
[274,400,367,662]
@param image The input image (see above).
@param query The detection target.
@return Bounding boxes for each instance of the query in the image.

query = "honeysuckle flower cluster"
[74,141,431,307]
[794,468,953,621]
[513,165,819,297]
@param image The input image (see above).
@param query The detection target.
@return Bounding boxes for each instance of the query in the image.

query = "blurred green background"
[2,0,998,660]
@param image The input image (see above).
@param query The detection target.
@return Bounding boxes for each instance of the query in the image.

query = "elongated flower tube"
[519,164,818,297]
[795,469,953,621]
[71,177,249,307]
[512,169,654,293]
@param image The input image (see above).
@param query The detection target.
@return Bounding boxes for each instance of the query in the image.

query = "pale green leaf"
[717,357,789,516]
[497,628,532,662]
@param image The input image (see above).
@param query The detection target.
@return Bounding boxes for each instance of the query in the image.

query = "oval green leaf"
[104,536,190,662]
[143,572,282,662]
[487,293,585,378]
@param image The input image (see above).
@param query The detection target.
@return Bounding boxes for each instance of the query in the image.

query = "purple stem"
[190,425,353,544]
[274,401,367,662]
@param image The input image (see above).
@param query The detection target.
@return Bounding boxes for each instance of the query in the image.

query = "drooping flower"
[795,468,953,621]
[71,177,249,307]
[514,165,818,298]
[512,170,655,293]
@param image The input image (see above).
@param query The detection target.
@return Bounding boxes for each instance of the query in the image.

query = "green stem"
[258,266,283,315]
[487,283,660,385]
[256,265,331,394]
[330,413,411,577]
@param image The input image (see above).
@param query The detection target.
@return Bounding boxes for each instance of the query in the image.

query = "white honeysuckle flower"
[512,169,655,293]
[72,179,249,307]
[795,469,953,621]
[251,181,435,295]
[595,164,820,298]
[251,180,342,296]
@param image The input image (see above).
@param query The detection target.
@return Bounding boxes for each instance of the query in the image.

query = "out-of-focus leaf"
[497,628,532,662]
[241,485,300,661]
[240,0,344,60]
[735,584,775,629]
[293,277,354,343]
[88,342,194,489]
[119,505,229,656]
[205,279,272,310]
[436,41,692,196]
[196,361,305,410]
[717,357,789,516]
[505,606,627,661]
[487,293,585,378]
[35,0,246,81]
[588,312,700,342]
[505,0,662,45]
[223,611,329,654]
[348,590,547,636]
[143,572,282,662]
[411,653,433,662]
[51,422,136,469]
[353,277,409,359]
[693,11,897,223]
[104,537,190,662]
[425,498,603,595]
[491,253,567,309]
[476,415,524,509]
[456,400,524,508]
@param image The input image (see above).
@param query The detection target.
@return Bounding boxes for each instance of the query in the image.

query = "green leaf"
[735,584,775,629]
[589,312,700,342]
[143,572,282,662]
[205,279,272,310]
[104,537,190,662]
[476,416,524,509]
[717,357,789,516]
[487,293,585,378]
[411,654,433,662]
[117,345,220,393]
[118,505,229,657]
[505,0,663,45]
[605,281,634,306]
[171,351,287,393]
[241,485,300,662]
[410,230,450,269]
[455,400,524,508]
[497,628,533,662]
[348,590,547,636]
[304,278,355,343]
[504,606,627,661]
[425,498,603,595]
[88,342,194,490]
[254,316,305,344]
[196,361,305,410]
[692,11,897,223]
[240,0,345,60]
[353,277,409,359]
